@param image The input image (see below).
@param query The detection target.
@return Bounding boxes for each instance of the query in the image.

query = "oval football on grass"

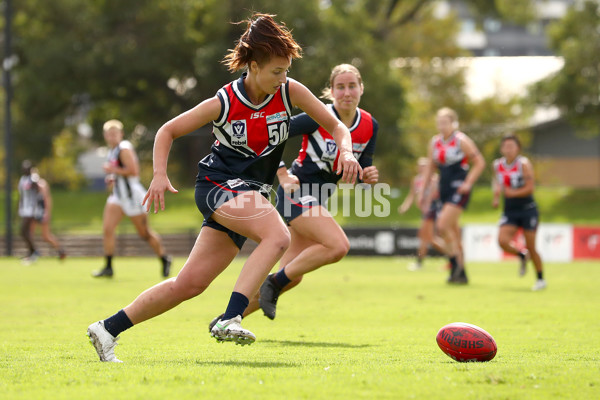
[436,322,497,362]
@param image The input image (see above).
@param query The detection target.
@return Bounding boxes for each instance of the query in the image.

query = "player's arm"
[398,177,416,214]
[491,163,501,208]
[144,96,221,213]
[418,145,435,209]
[360,121,379,185]
[288,79,362,183]
[505,158,535,198]
[39,179,52,221]
[458,135,485,194]
[112,148,139,177]
[277,161,300,193]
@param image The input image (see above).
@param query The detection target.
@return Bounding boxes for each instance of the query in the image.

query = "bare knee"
[171,278,208,301]
[265,229,291,254]
[498,236,511,249]
[328,236,350,263]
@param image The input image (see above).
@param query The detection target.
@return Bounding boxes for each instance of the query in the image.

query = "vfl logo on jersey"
[266,111,287,124]
[321,139,337,163]
[231,120,247,146]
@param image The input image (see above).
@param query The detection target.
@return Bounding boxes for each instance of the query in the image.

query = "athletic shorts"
[195,174,266,250]
[499,208,539,231]
[106,184,147,217]
[423,199,442,221]
[440,187,470,209]
[275,183,326,225]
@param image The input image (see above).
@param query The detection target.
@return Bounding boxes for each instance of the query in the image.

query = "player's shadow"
[261,339,372,348]
[195,360,297,368]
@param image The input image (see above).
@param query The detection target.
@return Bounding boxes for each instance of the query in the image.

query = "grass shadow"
[261,339,372,349]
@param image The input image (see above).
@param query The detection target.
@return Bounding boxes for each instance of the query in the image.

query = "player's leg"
[93,202,124,277]
[38,220,64,257]
[436,204,466,283]
[20,217,37,262]
[523,227,545,290]
[88,227,239,362]
[258,207,349,319]
[243,225,312,318]
[129,213,171,277]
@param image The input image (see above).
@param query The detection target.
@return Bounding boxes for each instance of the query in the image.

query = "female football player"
[418,108,485,284]
[492,135,545,291]
[18,161,66,263]
[398,157,445,271]
[87,13,361,362]
[232,63,378,321]
[91,119,171,279]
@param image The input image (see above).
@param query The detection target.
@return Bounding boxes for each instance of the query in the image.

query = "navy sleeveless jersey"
[288,105,378,185]
[432,131,469,187]
[493,156,536,212]
[198,73,293,186]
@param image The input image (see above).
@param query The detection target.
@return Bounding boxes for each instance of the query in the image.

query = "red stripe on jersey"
[222,83,288,156]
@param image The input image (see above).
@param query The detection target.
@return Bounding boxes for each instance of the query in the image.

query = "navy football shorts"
[499,207,539,231]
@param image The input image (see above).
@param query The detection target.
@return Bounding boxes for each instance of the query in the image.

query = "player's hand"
[457,181,472,195]
[143,172,178,213]
[362,166,379,185]
[492,198,499,208]
[102,162,115,174]
[336,151,362,184]
[503,187,516,198]
[279,173,300,193]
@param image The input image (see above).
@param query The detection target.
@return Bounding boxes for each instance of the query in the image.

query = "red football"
[436,322,497,362]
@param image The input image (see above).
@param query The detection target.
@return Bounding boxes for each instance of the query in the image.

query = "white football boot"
[532,279,547,291]
[210,315,255,346]
[87,321,122,362]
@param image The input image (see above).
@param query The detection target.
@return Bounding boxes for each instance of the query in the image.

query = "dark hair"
[501,134,521,149]
[222,13,302,72]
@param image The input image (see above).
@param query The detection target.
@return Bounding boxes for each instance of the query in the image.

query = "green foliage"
[8,0,544,188]
[37,130,86,190]
[1,257,599,399]
[532,0,600,137]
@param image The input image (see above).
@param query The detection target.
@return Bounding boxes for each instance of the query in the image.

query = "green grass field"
[1,256,599,399]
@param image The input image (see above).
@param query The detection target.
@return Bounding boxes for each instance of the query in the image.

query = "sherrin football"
[436,322,497,362]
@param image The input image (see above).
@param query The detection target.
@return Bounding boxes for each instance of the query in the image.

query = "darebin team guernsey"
[493,156,536,211]
[432,131,469,185]
[198,73,292,187]
[288,104,378,184]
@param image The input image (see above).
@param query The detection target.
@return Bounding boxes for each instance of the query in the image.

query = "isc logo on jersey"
[231,120,247,146]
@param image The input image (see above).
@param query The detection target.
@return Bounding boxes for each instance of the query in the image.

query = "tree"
[532,0,600,137]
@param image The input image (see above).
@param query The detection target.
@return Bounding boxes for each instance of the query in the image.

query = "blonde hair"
[103,119,124,132]
[321,63,363,101]
[436,107,458,123]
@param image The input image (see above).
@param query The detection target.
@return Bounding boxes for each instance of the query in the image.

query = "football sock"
[272,269,291,288]
[103,309,133,337]
[160,255,169,266]
[105,255,113,270]
[416,256,423,266]
[537,271,543,280]
[222,292,249,321]
[448,256,458,275]
[518,251,526,260]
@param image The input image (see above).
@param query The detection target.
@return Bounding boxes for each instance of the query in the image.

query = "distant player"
[419,108,485,284]
[232,63,378,322]
[91,119,171,278]
[398,157,445,271]
[18,161,66,263]
[86,13,361,362]
[492,135,546,291]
